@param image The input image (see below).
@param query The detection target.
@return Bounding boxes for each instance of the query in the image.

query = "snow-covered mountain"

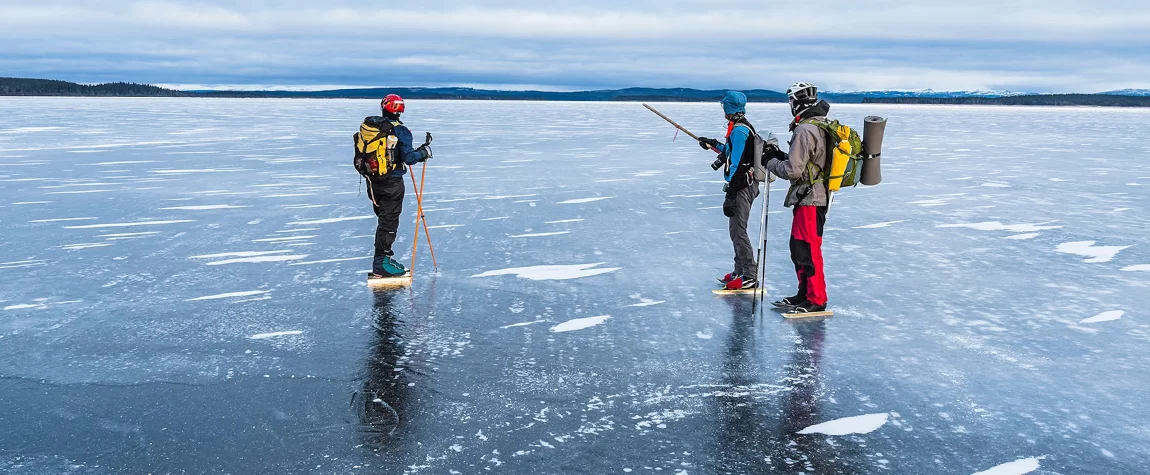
[826,89,1025,98]
[1101,89,1150,96]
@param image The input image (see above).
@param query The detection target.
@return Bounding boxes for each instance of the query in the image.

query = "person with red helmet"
[353,93,432,278]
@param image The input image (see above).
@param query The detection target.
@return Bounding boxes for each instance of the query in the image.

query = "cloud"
[2,1,1150,91]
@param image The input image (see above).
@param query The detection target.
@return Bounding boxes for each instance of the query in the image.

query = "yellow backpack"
[353,117,401,176]
[801,119,864,192]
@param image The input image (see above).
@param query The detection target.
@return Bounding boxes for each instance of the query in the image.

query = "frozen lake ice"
[1,98,1149,473]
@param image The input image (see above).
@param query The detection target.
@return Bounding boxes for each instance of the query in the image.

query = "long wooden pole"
[642,103,719,152]
[417,162,438,271]
[409,173,421,276]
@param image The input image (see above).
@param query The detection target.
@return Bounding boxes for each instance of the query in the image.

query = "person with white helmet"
[762,82,832,313]
[353,94,432,278]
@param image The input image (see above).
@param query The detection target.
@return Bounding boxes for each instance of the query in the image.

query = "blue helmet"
[721,91,747,115]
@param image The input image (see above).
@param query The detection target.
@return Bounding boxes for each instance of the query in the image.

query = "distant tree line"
[0,77,185,97]
[863,94,1150,107]
[5,77,1150,107]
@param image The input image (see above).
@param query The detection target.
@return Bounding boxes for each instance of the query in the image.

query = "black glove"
[722,196,735,218]
[698,137,720,150]
[416,144,432,162]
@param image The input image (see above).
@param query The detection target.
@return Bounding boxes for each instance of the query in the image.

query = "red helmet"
[381,94,405,114]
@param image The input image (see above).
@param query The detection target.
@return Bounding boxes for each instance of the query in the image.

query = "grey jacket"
[765,117,828,207]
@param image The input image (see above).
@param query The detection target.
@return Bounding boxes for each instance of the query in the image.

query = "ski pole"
[751,178,769,316]
[407,163,437,271]
[758,177,772,315]
[409,177,421,276]
[416,162,438,271]
[642,103,721,154]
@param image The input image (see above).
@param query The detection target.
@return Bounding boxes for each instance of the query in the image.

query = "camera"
[710,156,725,171]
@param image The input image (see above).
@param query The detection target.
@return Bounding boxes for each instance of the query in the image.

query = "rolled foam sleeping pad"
[861,116,886,186]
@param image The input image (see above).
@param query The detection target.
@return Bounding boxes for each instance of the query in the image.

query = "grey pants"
[728,184,760,277]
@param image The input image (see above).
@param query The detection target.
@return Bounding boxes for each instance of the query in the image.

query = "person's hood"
[721,91,747,115]
[797,100,830,121]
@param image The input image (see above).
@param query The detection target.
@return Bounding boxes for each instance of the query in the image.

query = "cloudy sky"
[2,1,1149,92]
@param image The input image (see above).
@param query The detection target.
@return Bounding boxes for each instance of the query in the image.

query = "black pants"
[368,176,405,270]
[727,184,759,277]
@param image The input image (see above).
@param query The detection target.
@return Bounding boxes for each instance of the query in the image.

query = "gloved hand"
[416,144,432,162]
[722,196,735,217]
[698,137,720,150]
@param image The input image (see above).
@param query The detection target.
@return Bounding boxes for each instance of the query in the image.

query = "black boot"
[771,294,806,308]
[790,301,827,313]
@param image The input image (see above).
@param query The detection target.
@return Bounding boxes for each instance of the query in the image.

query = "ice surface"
[2,99,1149,474]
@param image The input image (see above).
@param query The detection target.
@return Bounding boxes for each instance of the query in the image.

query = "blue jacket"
[387,122,424,178]
[716,124,752,183]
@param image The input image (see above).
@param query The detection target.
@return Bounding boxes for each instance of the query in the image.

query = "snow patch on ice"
[251,235,315,243]
[1120,264,1150,272]
[29,217,97,223]
[854,220,905,229]
[249,330,303,339]
[627,299,665,307]
[970,457,1040,475]
[500,320,546,329]
[287,216,373,225]
[1055,241,1129,263]
[797,413,889,436]
[63,219,193,229]
[1005,233,1040,240]
[288,257,367,265]
[472,263,620,281]
[427,224,465,229]
[159,204,250,210]
[937,221,1061,233]
[1080,311,1123,324]
[558,197,612,204]
[545,219,584,224]
[191,250,293,259]
[550,315,610,333]
[510,231,569,238]
[186,290,270,301]
[60,243,112,250]
[206,255,307,265]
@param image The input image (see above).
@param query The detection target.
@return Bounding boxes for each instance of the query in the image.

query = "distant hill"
[1101,89,1150,96]
[4,77,1150,107]
[862,94,1150,107]
[0,77,184,97]
[192,86,791,102]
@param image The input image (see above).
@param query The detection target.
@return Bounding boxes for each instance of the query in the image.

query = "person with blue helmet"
[698,91,761,290]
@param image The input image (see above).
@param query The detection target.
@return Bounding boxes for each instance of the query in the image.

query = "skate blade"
[367,272,412,288]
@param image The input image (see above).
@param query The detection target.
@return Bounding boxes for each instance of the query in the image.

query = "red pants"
[790,205,828,305]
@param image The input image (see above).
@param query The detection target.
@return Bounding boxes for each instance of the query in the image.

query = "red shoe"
[725,275,744,290]
[718,272,736,284]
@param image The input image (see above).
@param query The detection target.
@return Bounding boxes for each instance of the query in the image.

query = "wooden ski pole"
[642,103,720,153]
[417,162,438,271]
[409,177,421,276]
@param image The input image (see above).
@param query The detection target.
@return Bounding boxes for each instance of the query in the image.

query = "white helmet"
[786,82,818,104]
[786,82,818,116]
